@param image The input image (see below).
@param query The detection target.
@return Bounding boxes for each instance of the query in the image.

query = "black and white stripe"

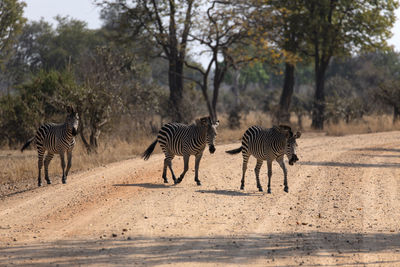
[142,116,219,185]
[21,107,79,186]
[226,125,301,193]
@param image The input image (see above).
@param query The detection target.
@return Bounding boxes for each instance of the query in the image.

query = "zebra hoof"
[163,179,168,183]
[196,181,201,186]
[240,185,244,190]
[174,178,181,184]
[46,180,51,185]
[284,186,289,193]
[62,180,66,184]
[267,188,271,194]
[258,187,263,192]
[38,182,42,187]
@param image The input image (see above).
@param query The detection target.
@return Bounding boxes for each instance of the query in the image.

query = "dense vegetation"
[0,0,400,151]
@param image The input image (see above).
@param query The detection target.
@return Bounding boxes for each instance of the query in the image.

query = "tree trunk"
[311,62,328,130]
[276,63,295,124]
[393,105,400,124]
[89,128,100,151]
[297,113,303,130]
[79,128,92,154]
[232,69,241,108]
[228,69,242,129]
[199,81,215,121]
[167,1,185,123]
[211,84,219,121]
[168,59,184,122]
[78,117,102,154]
[211,63,227,121]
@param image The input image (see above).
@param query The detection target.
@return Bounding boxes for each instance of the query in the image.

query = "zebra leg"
[166,155,177,184]
[277,158,289,193]
[37,150,45,187]
[59,152,67,184]
[162,157,169,183]
[267,161,272,194]
[64,151,72,184]
[194,152,203,186]
[65,151,72,182]
[241,154,249,190]
[44,152,54,184]
[254,159,263,192]
[176,154,189,184]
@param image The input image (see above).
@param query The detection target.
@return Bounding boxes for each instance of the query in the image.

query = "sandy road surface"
[0,131,400,266]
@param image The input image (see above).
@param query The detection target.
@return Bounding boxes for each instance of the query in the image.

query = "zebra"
[142,116,219,186]
[226,125,301,193]
[21,106,79,187]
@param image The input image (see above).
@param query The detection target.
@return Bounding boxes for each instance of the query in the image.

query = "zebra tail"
[225,146,242,154]
[21,137,34,152]
[142,139,158,160]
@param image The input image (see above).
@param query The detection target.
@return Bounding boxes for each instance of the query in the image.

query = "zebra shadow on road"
[298,161,400,168]
[352,147,400,153]
[113,183,175,189]
[299,146,400,168]
[196,189,262,197]
[359,154,400,158]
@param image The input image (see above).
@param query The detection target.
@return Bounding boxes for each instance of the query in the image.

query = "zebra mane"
[276,125,294,138]
[194,116,211,127]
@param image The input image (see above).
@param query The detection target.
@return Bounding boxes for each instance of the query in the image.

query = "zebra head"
[287,131,301,165]
[66,106,79,136]
[198,116,219,154]
[279,125,301,165]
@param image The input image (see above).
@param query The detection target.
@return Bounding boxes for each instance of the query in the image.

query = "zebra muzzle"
[209,145,216,154]
[289,154,299,165]
[72,128,78,136]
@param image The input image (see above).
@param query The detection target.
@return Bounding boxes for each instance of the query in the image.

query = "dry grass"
[0,134,157,193]
[216,112,274,144]
[1,112,399,195]
[324,115,400,136]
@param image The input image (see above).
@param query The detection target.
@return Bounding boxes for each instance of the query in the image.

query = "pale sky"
[23,0,102,29]
[23,0,400,51]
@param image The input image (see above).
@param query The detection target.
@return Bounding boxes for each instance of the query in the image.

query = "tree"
[184,1,248,120]
[303,0,398,129]
[185,1,271,121]
[42,16,103,71]
[0,0,25,65]
[2,19,53,88]
[3,17,105,91]
[67,46,133,153]
[374,80,400,123]
[251,0,307,123]
[98,0,199,122]
[0,0,25,92]
[369,51,400,123]
[0,70,72,146]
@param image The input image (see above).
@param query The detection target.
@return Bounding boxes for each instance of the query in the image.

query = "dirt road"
[1,131,400,266]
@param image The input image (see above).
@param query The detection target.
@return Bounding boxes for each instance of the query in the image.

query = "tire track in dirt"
[1,131,400,266]
[0,154,166,241]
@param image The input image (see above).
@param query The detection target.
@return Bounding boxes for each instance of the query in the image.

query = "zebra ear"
[279,125,292,132]
[294,131,301,139]
[66,106,73,114]
[278,125,292,138]
[200,117,209,126]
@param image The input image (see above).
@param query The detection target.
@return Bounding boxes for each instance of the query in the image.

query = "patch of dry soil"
[1,131,400,266]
